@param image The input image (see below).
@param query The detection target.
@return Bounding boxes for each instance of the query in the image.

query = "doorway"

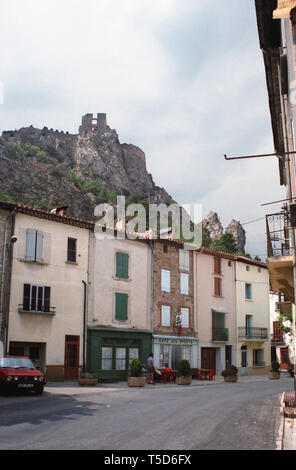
[64,335,80,380]
[201,347,216,370]
[241,345,248,376]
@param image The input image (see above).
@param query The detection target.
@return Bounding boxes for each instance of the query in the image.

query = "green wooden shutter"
[116,252,129,279]
[115,293,128,320]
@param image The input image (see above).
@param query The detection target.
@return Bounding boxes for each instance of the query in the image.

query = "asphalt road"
[0,377,292,451]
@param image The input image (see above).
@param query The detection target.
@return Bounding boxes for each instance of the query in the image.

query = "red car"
[0,356,46,395]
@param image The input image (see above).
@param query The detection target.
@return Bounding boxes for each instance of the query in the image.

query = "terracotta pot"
[176,376,192,385]
[79,378,98,386]
[269,372,280,380]
[128,376,146,387]
[224,375,237,382]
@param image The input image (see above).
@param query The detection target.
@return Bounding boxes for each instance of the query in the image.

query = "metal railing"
[238,327,268,340]
[266,212,292,257]
[18,304,56,314]
[212,328,229,342]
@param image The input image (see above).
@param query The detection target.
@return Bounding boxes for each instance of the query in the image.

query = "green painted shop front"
[87,327,152,382]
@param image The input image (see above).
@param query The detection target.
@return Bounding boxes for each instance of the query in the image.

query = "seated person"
[162,363,172,383]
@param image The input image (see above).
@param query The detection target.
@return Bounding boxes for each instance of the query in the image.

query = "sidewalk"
[45,374,271,395]
[280,392,296,450]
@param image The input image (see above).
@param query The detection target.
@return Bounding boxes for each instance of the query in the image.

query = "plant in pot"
[269,360,280,379]
[221,365,238,382]
[176,359,192,385]
[79,371,98,386]
[288,361,294,378]
[128,359,146,387]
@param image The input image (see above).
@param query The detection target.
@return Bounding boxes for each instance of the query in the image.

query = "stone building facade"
[151,239,198,370]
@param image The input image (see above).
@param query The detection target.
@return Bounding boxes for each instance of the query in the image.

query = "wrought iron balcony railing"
[238,327,268,340]
[266,212,292,257]
[212,328,229,342]
[18,304,56,315]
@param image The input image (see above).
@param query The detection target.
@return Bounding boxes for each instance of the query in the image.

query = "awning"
[211,307,229,315]
[273,0,296,18]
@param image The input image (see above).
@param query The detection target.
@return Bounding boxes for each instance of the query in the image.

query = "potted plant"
[128,359,146,387]
[269,360,281,379]
[176,359,192,385]
[221,365,238,382]
[288,361,294,378]
[79,371,98,386]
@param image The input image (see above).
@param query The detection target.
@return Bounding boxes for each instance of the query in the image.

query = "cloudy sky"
[0,0,286,258]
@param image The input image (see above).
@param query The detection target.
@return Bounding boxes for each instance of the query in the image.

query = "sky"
[0,0,286,259]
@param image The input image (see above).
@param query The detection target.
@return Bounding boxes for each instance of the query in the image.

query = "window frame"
[161,269,171,293]
[67,237,77,263]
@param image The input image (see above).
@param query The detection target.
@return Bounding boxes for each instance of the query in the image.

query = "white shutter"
[36,230,44,263]
[25,229,36,261]
[161,305,171,326]
[161,269,171,292]
[181,307,189,328]
[179,249,189,271]
[180,273,189,295]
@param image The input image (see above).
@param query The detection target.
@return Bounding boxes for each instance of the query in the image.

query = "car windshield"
[0,357,36,369]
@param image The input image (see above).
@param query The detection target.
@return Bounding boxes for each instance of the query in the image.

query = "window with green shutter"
[115,293,128,321]
[116,252,129,279]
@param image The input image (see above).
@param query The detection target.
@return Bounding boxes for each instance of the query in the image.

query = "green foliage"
[221,365,238,377]
[271,360,280,373]
[5,143,24,158]
[202,227,212,248]
[177,359,191,377]
[210,233,237,254]
[129,359,143,377]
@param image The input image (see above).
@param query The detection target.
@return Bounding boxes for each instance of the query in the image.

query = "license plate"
[18,384,34,388]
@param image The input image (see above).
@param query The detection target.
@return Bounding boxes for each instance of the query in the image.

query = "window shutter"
[115,293,128,321]
[26,229,36,261]
[214,277,222,296]
[44,287,51,312]
[161,305,171,326]
[116,252,129,279]
[181,307,189,328]
[180,273,189,295]
[23,284,31,310]
[161,269,171,292]
[179,250,189,271]
[214,256,221,274]
[36,230,43,263]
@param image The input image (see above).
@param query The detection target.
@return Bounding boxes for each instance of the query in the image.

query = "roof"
[197,246,267,268]
[0,200,94,230]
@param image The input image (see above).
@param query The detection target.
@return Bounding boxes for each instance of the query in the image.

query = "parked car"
[0,356,46,395]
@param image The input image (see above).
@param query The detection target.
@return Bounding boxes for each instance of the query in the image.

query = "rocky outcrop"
[203,211,246,252]
[225,219,246,253]
[0,114,174,220]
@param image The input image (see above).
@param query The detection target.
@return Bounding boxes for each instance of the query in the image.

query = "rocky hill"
[202,211,246,253]
[0,113,174,220]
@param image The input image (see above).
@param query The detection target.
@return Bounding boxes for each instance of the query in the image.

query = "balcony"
[238,327,268,341]
[18,304,56,315]
[271,333,284,345]
[212,328,229,342]
[266,212,294,303]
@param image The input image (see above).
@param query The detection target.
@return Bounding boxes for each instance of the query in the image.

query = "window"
[67,237,77,262]
[101,347,113,370]
[161,269,171,292]
[214,277,222,296]
[159,344,170,368]
[161,305,171,326]
[253,349,264,366]
[163,245,168,253]
[228,261,232,267]
[180,273,189,295]
[245,283,252,300]
[246,265,250,271]
[115,293,128,321]
[116,252,129,279]
[214,256,221,275]
[128,348,139,367]
[179,249,189,271]
[181,307,189,328]
[115,348,126,370]
[23,284,51,313]
[25,229,43,263]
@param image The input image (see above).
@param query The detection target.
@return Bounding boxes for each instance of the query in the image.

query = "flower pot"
[176,376,192,385]
[79,378,98,386]
[224,375,237,383]
[128,376,146,387]
[269,372,280,380]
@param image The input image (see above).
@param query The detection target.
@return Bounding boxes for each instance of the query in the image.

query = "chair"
[196,369,202,380]
[170,371,177,383]
[208,369,216,381]
[161,369,171,384]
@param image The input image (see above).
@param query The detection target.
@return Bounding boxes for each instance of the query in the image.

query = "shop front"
[87,327,152,382]
[153,334,198,371]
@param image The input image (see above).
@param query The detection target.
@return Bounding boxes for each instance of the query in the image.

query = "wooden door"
[280,347,289,369]
[201,347,216,370]
[64,335,80,380]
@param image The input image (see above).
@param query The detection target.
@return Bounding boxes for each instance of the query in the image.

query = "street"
[0,376,292,451]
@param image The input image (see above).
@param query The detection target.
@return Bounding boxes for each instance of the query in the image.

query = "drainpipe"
[3,208,17,356]
[82,280,87,373]
[149,240,154,349]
